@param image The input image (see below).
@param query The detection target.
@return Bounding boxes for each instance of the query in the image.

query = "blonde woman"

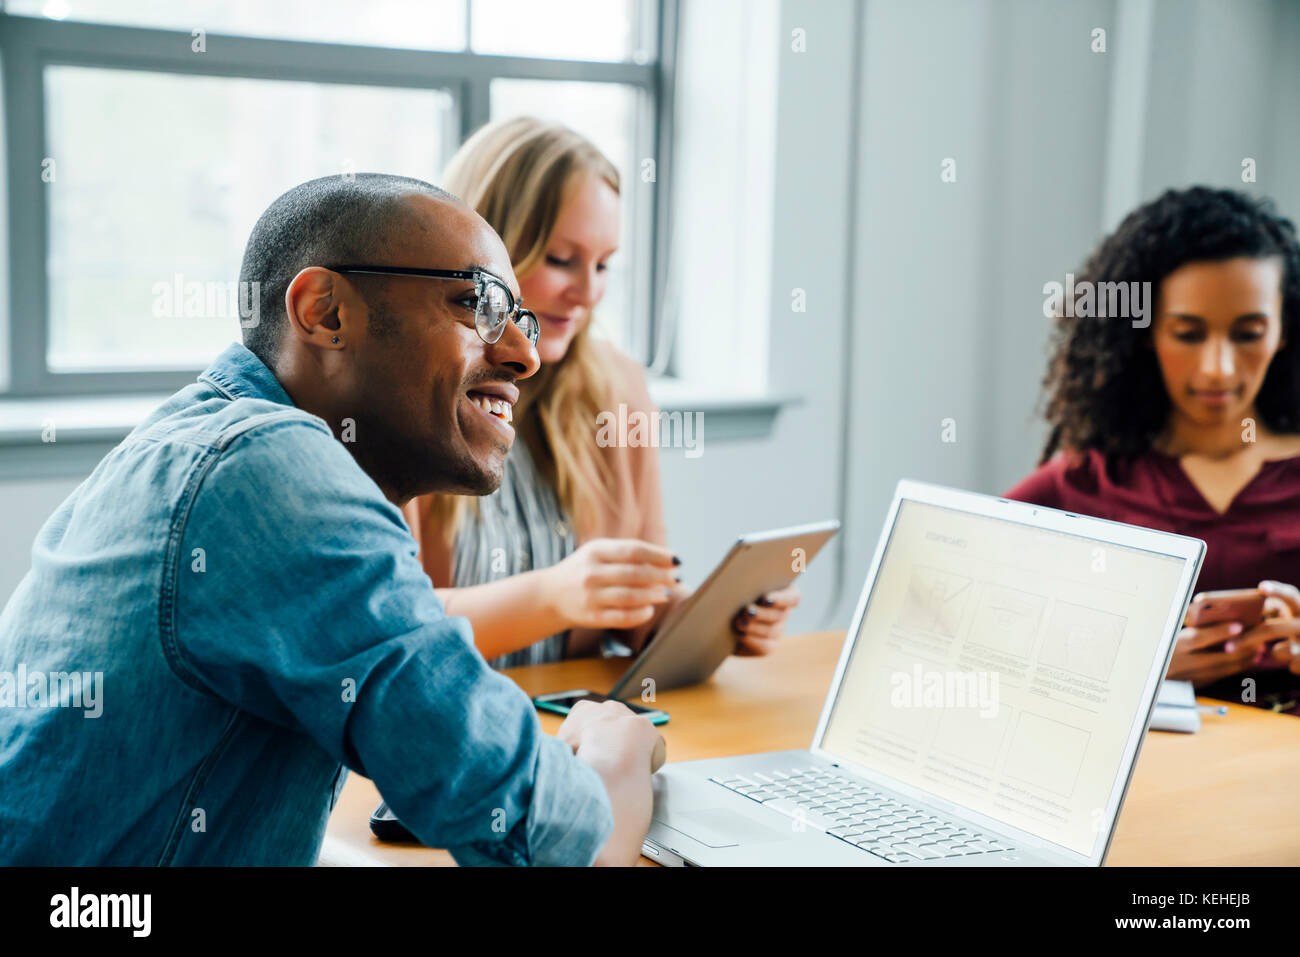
[405,117,799,668]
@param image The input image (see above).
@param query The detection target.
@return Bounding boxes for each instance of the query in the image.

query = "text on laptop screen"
[820,499,1187,858]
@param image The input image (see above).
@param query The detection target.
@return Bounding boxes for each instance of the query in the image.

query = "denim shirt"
[0,343,613,865]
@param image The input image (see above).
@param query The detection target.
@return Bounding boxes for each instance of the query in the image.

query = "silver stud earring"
[331,336,340,344]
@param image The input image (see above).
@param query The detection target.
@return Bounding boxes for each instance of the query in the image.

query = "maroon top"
[1005,448,1300,713]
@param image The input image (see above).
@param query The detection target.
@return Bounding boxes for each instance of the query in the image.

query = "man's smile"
[464,380,518,433]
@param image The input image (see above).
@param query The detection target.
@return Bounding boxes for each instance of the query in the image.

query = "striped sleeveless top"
[452,438,577,670]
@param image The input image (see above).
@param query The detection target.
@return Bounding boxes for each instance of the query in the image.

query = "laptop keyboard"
[711,766,1013,863]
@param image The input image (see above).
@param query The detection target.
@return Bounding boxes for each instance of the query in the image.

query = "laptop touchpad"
[660,807,791,848]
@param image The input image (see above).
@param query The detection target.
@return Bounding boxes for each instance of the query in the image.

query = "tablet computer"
[607,519,840,699]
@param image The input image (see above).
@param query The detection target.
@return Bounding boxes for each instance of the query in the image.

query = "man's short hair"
[238,173,456,364]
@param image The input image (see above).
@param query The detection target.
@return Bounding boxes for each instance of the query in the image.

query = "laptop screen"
[819,498,1188,858]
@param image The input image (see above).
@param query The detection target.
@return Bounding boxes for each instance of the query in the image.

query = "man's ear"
[285,267,346,349]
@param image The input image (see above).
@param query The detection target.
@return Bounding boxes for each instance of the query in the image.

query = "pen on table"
[1197,703,1229,716]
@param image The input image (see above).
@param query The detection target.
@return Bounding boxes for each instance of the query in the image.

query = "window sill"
[0,393,172,480]
[0,384,797,480]
[646,378,798,442]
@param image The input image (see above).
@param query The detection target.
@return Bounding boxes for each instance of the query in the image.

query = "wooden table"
[325,631,1300,866]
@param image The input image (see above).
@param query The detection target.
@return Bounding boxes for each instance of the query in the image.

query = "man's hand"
[556,697,662,762]
[556,698,663,866]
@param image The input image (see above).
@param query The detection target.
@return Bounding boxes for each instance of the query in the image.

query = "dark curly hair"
[1039,186,1300,464]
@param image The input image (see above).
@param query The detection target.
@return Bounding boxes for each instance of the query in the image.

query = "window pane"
[489,79,643,355]
[45,66,451,372]
[472,0,647,62]
[9,0,466,51]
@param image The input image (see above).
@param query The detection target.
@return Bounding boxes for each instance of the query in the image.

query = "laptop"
[642,480,1205,866]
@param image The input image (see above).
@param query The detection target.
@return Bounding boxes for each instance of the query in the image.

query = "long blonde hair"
[422,116,619,543]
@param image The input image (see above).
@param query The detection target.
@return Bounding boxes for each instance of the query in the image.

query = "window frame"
[0,2,676,397]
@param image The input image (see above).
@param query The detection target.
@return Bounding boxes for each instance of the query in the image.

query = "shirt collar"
[199,342,296,408]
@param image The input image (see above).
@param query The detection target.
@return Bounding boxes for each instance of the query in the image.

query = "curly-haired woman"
[1006,186,1300,713]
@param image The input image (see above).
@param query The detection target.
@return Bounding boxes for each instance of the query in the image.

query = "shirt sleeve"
[1003,457,1065,509]
[167,417,613,866]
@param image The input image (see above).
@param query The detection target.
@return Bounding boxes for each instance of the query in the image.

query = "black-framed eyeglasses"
[328,265,540,348]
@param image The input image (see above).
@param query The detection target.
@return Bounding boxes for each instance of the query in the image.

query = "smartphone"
[532,690,669,725]
[369,799,417,843]
[1186,588,1266,629]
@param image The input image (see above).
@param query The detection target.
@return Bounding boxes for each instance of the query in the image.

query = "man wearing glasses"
[0,173,659,865]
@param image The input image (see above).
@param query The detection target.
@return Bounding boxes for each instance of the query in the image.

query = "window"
[471,0,648,61]
[0,0,671,396]
[45,68,452,372]
[7,0,469,49]
[663,0,775,393]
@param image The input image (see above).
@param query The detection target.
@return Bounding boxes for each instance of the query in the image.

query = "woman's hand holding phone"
[1255,580,1300,673]
[1169,581,1300,685]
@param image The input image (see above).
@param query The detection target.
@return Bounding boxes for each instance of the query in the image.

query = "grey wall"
[1141,0,1299,215]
